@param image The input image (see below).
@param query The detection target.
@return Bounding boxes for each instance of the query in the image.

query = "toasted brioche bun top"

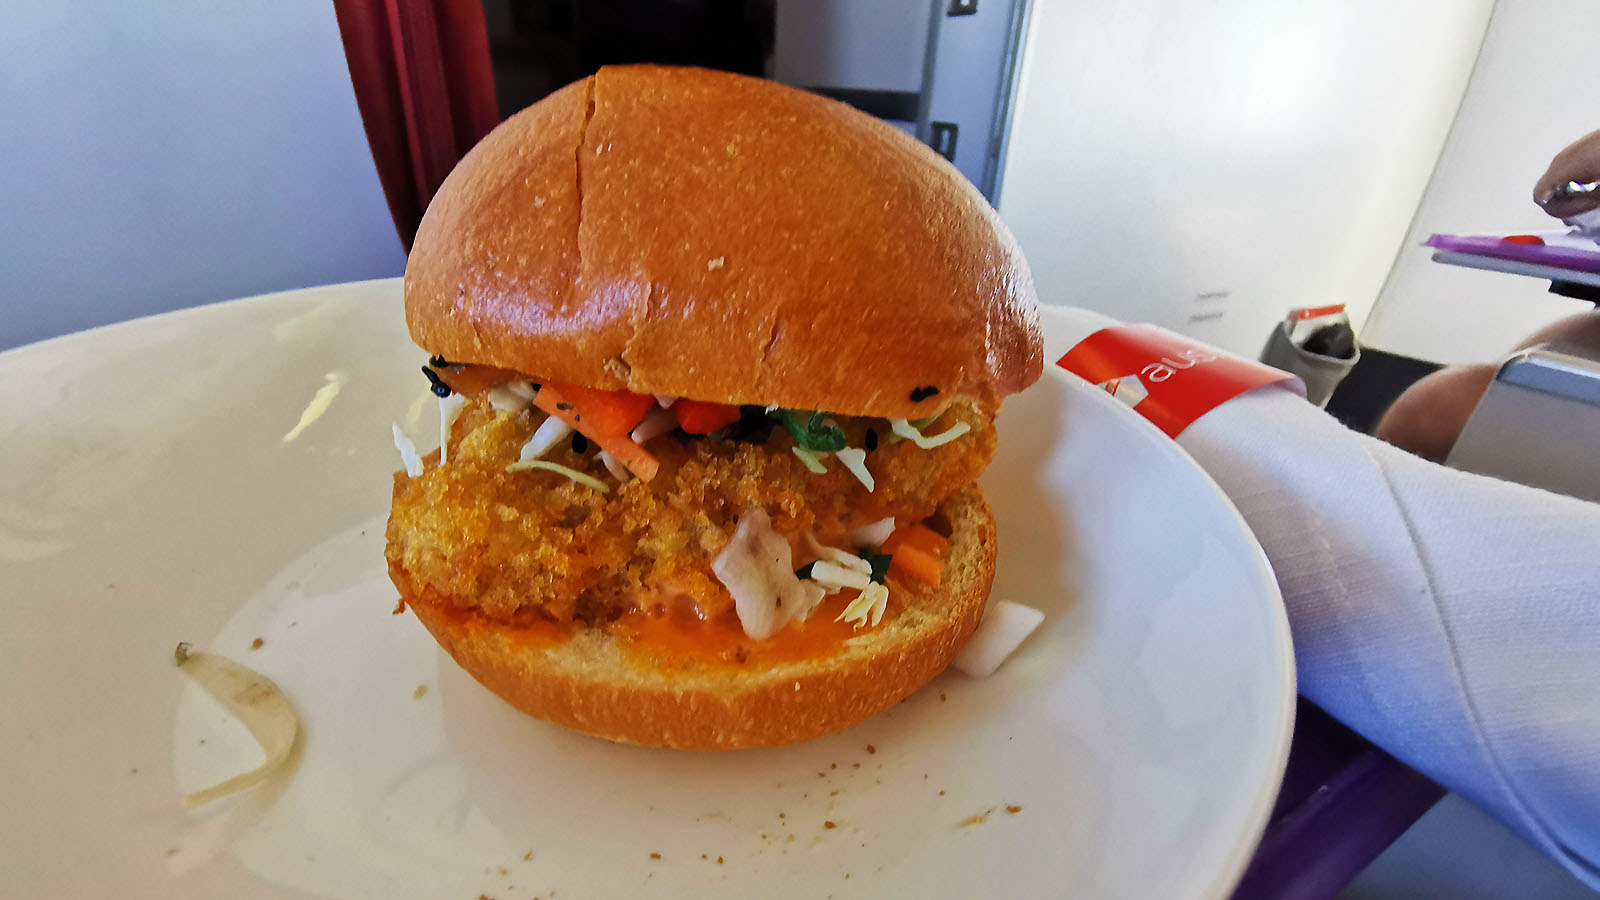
[405,65,1042,419]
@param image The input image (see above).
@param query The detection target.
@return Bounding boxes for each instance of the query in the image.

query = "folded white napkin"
[1042,307,1600,889]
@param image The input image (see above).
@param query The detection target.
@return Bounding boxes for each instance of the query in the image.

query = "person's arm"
[1182,384,1600,891]
[1375,310,1600,463]
[1047,307,1600,888]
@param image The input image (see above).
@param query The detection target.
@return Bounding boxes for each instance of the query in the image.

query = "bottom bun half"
[390,486,997,751]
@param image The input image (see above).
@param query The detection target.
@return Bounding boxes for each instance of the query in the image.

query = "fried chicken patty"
[386,398,995,624]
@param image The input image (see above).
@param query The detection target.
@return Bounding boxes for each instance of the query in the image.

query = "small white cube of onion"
[951,601,1045,678]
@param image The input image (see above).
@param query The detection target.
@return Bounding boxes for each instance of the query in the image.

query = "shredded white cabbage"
[712,508,826,640]
[630,406,678,444]
[437,393,468,465]
[803,533,873,575]
[520,415,573,461]
[597,449,630,481]
[506,459,610,493]
[798,535,889,627]
[884,413,936,445]
[835,582,889,629]
[834,447,875,491]
[791,446,828,473]
[391,424,423,477]
[282,371,347,442]
[888,417,971,449]
[848,516,897,548]
[810,560,871,591]
[487,382,533,413]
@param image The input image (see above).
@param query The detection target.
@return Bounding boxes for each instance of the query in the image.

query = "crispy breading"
[386,398,995,624]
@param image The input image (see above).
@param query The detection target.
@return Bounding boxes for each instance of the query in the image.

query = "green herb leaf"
[859,552,892,584]
[795,561,818,580]
[780,409,847,452]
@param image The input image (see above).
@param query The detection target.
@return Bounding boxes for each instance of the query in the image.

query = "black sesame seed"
[571,433,589,454]
[864,428,879,451]
[556,402,573,411]
[909,385,940,402]
[421,366,452,397]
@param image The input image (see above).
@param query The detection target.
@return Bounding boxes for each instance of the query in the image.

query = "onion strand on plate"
[173,642,301,808]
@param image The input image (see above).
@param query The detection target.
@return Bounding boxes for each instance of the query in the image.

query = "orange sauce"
[608,594,875,672]
[499,614,574,651]
[428,601,575,651]
[414,577,884,671]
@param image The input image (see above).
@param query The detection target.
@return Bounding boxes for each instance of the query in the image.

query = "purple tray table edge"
[1425,233,1600,276]
[1231,699,1445,899]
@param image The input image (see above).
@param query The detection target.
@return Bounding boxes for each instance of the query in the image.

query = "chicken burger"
[386,65,1043,750]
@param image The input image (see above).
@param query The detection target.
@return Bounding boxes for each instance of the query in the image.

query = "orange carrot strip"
[535,385,660,482]
[883,522,949,557]
[533,383,583,429]
[543,381,654,438]
[890,544,943,587]
[595,431,660,482]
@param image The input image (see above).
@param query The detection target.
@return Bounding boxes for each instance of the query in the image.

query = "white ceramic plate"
[0,281,1293,899]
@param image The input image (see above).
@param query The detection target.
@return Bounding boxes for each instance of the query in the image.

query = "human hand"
[1534,128,1600,220]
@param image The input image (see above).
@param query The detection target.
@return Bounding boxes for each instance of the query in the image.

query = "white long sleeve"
[1042,306,1600,888]
[1182,385,1600,890]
